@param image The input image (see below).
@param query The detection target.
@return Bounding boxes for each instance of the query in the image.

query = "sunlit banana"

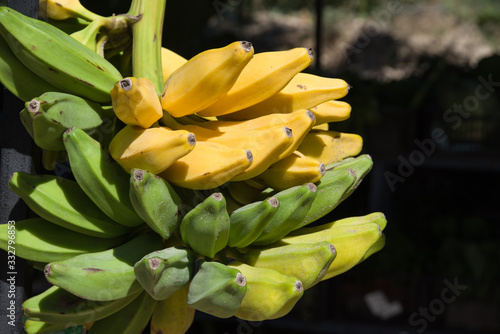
[161,46,187,82]
[187,261,247,318]
[63,127,143,227]
[228,261,303,321]
[311,123,329,131]
[109,125,196,174]
[297,130,363,166]
[8,172,130,238]
[150,284,195,334]
[227,180,266,205]
[310,100,351,125]
[44,0,104,21]
[221,73,349,120]
[110,77,163,128]
[44,232,163,301]
[161,41,254,117]
[197,47,314,117]
[0,218,127,263]
[24,319,72,334]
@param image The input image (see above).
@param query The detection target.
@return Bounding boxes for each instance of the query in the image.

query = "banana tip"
[246,150,253,163]
[306,183,317,192]
[188,133,196,146]
[28,99,40,113]
[43,264,51,277]
[319,163,325,176]
[133,169,145,182]
[240,41,253,52]
[211,192,223,201]
[268,197,279,208]
[236,273,246,287]
[148,258,162,271]
[295,281,304,293]
[284,126,293,138]
[119,78,133,91]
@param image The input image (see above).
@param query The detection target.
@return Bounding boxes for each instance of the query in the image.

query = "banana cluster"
[0,2,387,334]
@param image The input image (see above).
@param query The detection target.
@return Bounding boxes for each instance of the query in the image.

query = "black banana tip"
[319,163,325,176]
[268,197,279,208]
[148,258,162,271]
[188,133,196,146]
[211,192,223,201]
[241,41,253,52]
[329,243,337,255]
[284,126,293,138]
[236,273,246,287]
[306,110,316,121]
[43,264,51,277]
[295,281,304,293]
[28,99,40,113]
[246,150,253,163]
[307,48,314,59]
[119,78,133,91]
[133,169,145,182]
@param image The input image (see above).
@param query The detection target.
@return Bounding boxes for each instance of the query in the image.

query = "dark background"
[2,0,499,333]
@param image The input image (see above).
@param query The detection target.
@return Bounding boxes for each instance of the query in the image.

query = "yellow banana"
[109,125,196,174]
[228,261,304,321]
[253,151,325,190]
[227,181,266,205]
[220,73,349,120]
[311,123,329,131]
[44,0,103,21]
[309,100,351,125]
[197,47,314,117]
[161,41,254,117]
[110,77,163,128]
[150,284,195,334]
[161,47,188,82]
[297,130,363,166]
[159,141,253,189]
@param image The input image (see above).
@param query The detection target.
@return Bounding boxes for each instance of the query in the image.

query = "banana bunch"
[0,2,388,333]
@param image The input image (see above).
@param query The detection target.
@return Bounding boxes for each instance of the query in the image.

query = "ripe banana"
[44,232,163,301]
[0,217,127,263]
[252,183,318,245]
[179,193,230,258]
[0,35,61,101]
[160,141,253,190]
[236,241,336,289]
[0,6,122,102]
[84,290,156,334]
[23,285,141,325]
[19,91,115,150]
[228,196,279,248]
[187,261,247,318]
[311,123,329,131]
[297,130,363,166]
[228,261,304,321]
[109,125,196,174]
[221,73,349,120]
[161,47,188,82]
[252,151,325,190]
[150,283,195,334]
[134,246,196,300]
[129,169,182,239]
[63,127,143,227]
[197,47,314,117]
[227,180,266,205]
[44,0,103,21]
[161,41,254,117]
[310,100,352,125]
[360,233,386,263]
[8,172,130,238]
[110,77,163,128]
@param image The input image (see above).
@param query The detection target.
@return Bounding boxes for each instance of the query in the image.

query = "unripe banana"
[0,217,127,263]
[310,100,352,125]
[44,0,103,21]
[227,180,266,205]
[0,7,122,102]
[161,41,254,117]
[23,285,140,325]
[8,172,130,238]
[161,47,188,82]
[221,73,349,120]
[298,130,363,166]
[197,47,314,117]
[110,77,163,128]
[228,196,279,248]
[237,241,336,289]
[24,319,68,334]
[109,125,196,174]
[63,127,143,227]
[44,232,163,301]
[129,169,182,239]
[252,183,318,245]
[86,291,156,334]
[134,247,196,300]
[253,151,325,190]
[360,233,386,263]
[228,261,304,321]
[187,261,247,318]
[19,92,114,150]
[180,193,230,258]
[160,141,253,190]
[150,284,195,334]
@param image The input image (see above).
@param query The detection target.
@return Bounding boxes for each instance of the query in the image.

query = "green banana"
[23,285,140,325]
[8,172,130,238]
[0,6,122,102]
[129,169,182,239]
[252,183,318,245]
[228,261,303,321]
[85,291,156,334]
[325,154,374,200]
[134,246,196,300]
[235,241,336,289]
[23,319,73,334]
[179,192,230,258]
[360,233,386,263]
[0,35,61,101]
[19,92,115,151]
[0,217,127,263]
[227,196,279,248]
[187,261,247,318]
[44,232,163,301]
[63,127,143,227]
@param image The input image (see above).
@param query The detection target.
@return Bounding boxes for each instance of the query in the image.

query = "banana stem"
[127,0,166,95]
